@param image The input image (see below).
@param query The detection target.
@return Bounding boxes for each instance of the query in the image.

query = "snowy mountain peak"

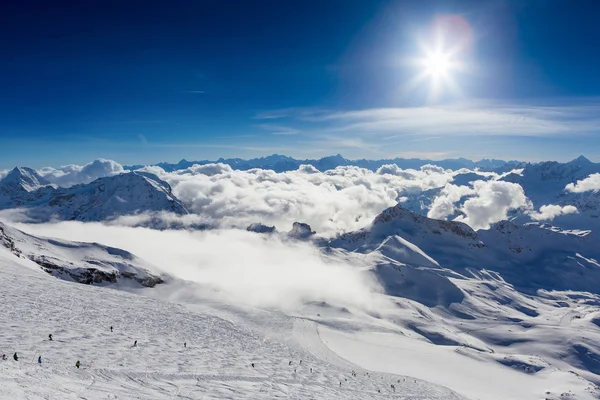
[372,204,478,240]
[1,166,52,192]
[45,171,188,222]
[568,155,593,166]
[0,171,189,223]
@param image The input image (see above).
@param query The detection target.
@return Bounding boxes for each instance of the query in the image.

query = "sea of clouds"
[3,158,598,233]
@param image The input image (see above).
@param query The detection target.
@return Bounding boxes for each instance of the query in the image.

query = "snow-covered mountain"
[500,155,600,204]
[0,222,164,287]
[330,203,600,297]
[499,156,600,230]
[0,167,55,207]
[0,171,188,222]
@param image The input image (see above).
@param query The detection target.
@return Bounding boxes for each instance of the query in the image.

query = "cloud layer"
[139,163,463,235]
[13,221,386,311]
[2,157,592,233]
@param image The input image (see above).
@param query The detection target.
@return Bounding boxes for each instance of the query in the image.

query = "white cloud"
[137,163,459,236]
[12,221,388,312]
[0,169,8,180]
[454,181,532,230]
[427,184,475,220]
[565,173,600,193]
[38,159,126,187]
[529,204,578,221]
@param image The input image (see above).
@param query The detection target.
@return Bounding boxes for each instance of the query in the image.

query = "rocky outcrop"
[288,222,315,239]
[247,223,276,234]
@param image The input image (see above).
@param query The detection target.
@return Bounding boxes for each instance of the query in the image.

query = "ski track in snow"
[0,251,466,400]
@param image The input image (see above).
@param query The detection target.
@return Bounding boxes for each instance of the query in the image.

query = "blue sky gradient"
[1,0,600,168]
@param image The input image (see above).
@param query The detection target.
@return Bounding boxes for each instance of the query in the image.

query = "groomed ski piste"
[0,245,464,400]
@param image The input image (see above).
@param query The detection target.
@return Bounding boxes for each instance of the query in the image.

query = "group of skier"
[3,327,117,369]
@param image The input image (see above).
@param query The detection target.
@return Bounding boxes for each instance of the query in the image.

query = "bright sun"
[406,15,473,101]
[407,45,463,101]
[424,51,452,77]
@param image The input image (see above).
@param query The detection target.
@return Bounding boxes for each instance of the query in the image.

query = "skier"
[288,361,292,366]
[184,342,186,348]
[110,326,113,332]
[48,334,53,341]
[38,356,42,364]
[133,340,137,347]
[75,360,81,369]
[1,354,6,360]
[13,352,18,361]
[251,363,255,368]
[391,384,396,392]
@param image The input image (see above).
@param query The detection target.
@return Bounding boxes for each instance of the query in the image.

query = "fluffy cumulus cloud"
[529,204,578,221]
[427,184,475,220]
[0,169,8,180]
[38,159,126,187]
[565,173,600,193]
[454,181,532,230]
[136,163,459,236]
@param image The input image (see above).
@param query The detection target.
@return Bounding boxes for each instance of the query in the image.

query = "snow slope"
[0,244,464,400]
[0,222,164,287]
[321,203,600,399]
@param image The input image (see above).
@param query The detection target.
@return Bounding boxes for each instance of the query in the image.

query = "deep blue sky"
[1,0,600,168]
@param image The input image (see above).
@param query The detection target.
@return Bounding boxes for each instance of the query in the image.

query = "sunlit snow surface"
[0,246,464,400]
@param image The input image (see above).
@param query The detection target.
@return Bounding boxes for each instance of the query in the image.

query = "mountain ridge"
[124,154,526,173]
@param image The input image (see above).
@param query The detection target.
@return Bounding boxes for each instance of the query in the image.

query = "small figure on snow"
[391,384,395,392]
[133,340,137,347]
[48,334,53,341]
[251,363,255,368]
[184,342,186,348]
[288,360,292,366]
[1,354,6,360]
[299,360,302,365]
[38,356,42,364]
[110,326,113,332]
[13,352,18,361]
[310,368,313,373]
[75,360,80,369]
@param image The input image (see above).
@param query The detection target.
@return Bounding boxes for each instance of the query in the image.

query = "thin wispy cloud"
[138,134,148,144]
[185,90,206,94]
[256,124,301,135]
[256,100,600,138]
[253,107,326,120]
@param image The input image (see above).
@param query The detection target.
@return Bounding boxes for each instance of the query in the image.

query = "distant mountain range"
[125,154,523,173]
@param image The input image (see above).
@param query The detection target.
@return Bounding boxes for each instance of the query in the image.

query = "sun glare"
[423,51,452,77]
[405,15,473,101]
